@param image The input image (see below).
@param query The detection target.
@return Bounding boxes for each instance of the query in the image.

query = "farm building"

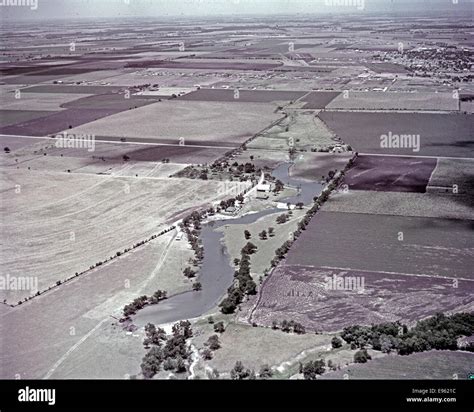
[256,183,272,200]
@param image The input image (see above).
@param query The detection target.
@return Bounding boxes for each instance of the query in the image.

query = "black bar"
[0,380,471,411]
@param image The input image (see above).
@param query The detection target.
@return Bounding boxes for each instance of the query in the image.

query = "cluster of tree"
[241,242,258,255]
[148,290,167,305]
[183,267,196,279]
[300,359,325,380]
[273,180,284,193]
[214,321,225,333]
[122,290,168,319]
[181,210,206,263]
[220,247,257,314]
[354,348,371,363]
[258,364,274,379]
[341,312,474,357]
[272,319,306,335]
[331,336,343,349]
[220,198,236,210]
[205,334,221,351]
[143,323,167,347]
[230,361,256,380]
[230,161,256,174]
[140,320,193,379]
[276,213,290,224]
[270,240,293,268]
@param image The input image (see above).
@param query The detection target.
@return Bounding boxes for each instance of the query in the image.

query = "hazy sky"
[1,0,472,20]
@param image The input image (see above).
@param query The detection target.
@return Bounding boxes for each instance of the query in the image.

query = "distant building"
[256,183,272,200]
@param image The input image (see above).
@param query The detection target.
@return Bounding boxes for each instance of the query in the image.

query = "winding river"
[134,162,324,327]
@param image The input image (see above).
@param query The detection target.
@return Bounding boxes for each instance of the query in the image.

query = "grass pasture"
[66,100,282,146]
[322,351,474,380]
[0,167,238,303]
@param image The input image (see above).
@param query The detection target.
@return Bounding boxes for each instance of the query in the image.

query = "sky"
[0,0,472,20]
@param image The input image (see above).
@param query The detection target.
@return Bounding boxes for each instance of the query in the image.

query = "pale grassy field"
[1,232,196,379]
[190,319,332,377]
[0,92,91,111]
[218,207,306,276]
[247,111,336,151]
[326,91,459,111]
[66,100,281,145]
[321,350,474,380]
[0,167,238,303]
[322,190,474,221]
[427,158,474,195]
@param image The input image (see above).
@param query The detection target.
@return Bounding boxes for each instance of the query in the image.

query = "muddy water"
[134,163,323,327]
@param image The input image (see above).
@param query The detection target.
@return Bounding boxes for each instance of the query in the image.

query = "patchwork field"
[249,210,474,331]
[323,190,474,221]
[285,211,473,279]
[326,91,459,111]
[0,110,55,128]
[248,265,473,332]
[0,92,92,111]
[179,88,306,103]
[300,91,340,109]
[319,112,474,158]
[66,100,282,145]
[343,155,437,193]
[0,108,127,136]
[427,158,474,195]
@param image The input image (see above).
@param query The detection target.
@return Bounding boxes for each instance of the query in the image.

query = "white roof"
[257,184,271,191]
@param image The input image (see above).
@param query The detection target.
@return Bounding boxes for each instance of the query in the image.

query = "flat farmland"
[61,93,161,110]
[322,351,474,380]
[326,91,459,111]
[428,158,474,195]
[0,92,92,111]
[3,137,229,170]
[249,265,473,332]
[247,112,337,151]
[66,100,282,145]
[319,112,474,158]
[179,88,306,103]
[290,152,356,182]
[0,110,55,128]
[21,85,124,94]
[284,211,474,279]
[343,155,437,193]
[301,91,340,109]
[126,60,281,71]
[323,190,474,221]
[0,108,127,136]
[1,231,196,379]
[0,168,237,303]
